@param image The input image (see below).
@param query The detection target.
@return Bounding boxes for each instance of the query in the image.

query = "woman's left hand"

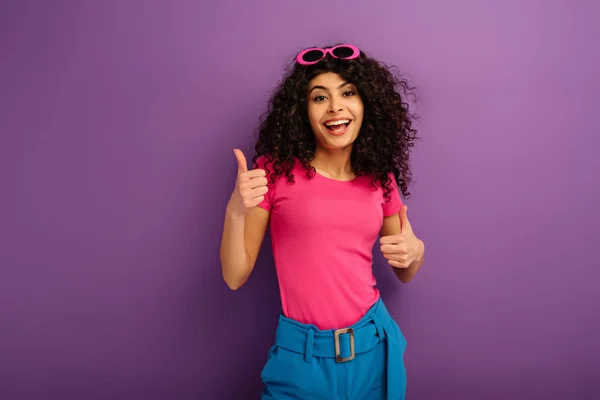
[380,205,425,269]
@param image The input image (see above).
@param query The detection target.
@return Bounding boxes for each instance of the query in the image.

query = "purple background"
[2,0,599,399]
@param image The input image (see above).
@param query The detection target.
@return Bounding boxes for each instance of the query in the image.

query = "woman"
[220,43,425,399]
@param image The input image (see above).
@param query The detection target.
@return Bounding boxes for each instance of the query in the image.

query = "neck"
[311,147,354,180]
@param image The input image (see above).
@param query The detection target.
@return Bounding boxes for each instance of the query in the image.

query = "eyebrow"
[309,81,352,94]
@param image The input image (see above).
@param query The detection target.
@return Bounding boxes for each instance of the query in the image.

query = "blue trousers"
[261,298,407,399]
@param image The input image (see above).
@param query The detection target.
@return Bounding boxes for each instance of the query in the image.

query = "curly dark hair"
[251,44,419,201]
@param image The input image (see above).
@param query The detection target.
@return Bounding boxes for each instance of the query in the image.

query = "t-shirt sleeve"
[382,171,403,217]
[252,155,275,211]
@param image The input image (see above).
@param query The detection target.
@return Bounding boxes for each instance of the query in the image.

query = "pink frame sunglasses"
[296,44,360,65]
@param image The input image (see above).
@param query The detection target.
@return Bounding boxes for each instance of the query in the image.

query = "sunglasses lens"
[332,46,355,59]
[302,49,325,62]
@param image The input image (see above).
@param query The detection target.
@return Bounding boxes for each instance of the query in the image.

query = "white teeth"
[325,119,350,127]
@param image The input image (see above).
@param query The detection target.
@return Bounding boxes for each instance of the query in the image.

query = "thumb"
[399,205,412,231]
[233,149,248,175]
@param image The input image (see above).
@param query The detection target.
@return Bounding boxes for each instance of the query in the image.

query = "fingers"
[239,186,268,209]
[379,234,404,247]
[241,169,267,179]
[381,238,410,268]
[383,250,409,261]
[230,149,270,215]
[388,259,410,269]
[234,149,267,187]
[233,149,248,175]
[248,185,269,198]
[399,205,412,232]
[244,194,266,209]
[238,174,268,191]
[380,243,407,254]
[233,150,269,211]
[379,234,404,245]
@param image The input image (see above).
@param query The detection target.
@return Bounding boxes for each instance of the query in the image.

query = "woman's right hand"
[227,149,269,219]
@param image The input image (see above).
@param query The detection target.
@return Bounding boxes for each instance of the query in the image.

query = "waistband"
[274,298,404,399]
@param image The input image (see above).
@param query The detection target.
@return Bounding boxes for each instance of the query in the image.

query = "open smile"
[323,118,352,136]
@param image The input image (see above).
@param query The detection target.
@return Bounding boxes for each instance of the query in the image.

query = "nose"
[328,98,343,114]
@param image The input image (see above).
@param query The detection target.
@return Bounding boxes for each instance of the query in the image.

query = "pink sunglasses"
[296,44,360,65]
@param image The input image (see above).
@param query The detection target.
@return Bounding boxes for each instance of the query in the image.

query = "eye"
[343,90,356,97]
[313,95,326,102]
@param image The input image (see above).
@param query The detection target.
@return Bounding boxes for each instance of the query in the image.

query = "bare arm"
[220,205,270,290]
[220,149,271,290]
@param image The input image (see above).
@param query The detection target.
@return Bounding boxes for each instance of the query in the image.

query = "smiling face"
[307,72,364,151]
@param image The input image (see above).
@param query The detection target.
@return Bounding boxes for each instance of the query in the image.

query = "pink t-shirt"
[254,156,403,330]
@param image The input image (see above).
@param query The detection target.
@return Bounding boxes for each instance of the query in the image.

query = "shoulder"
[382,171,400,193]
[362,171,398,192]
[380,170,403,215]
[252,154,304,188]
[252,154,281,181]
[253,155,306,178]
[252,154,273,171]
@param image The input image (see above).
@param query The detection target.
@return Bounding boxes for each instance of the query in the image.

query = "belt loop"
[371,314,386,341]
[304,329,315,363]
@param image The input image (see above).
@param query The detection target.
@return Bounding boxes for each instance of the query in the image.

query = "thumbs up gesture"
[380,205,425,269]
[227,149,269,219]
